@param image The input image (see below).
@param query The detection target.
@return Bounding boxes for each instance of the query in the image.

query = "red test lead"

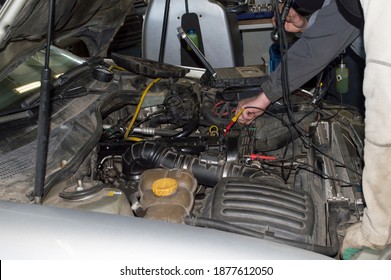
[246,154,278,161]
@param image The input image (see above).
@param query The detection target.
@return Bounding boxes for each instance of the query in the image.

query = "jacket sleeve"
[262,0,361,103]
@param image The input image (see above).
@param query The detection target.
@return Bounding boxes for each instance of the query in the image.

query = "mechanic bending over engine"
[235,0,391,258]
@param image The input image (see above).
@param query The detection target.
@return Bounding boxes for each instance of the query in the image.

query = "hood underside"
[0,0,134,80]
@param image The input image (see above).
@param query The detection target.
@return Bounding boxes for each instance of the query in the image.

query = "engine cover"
[202,177,315,243]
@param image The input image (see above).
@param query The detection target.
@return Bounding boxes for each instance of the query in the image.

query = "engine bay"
[0,56,365,258]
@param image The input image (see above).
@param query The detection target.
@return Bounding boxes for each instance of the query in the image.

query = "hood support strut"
[34,0,55,204]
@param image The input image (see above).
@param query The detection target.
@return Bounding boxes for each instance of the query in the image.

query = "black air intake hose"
[122,141,266,186]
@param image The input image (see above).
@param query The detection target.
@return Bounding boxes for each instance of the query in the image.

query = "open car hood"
[0,0,133,80]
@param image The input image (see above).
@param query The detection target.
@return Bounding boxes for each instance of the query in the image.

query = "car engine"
[0,55,365,258]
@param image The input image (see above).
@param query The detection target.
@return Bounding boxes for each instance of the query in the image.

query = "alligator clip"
[246,154,277,161]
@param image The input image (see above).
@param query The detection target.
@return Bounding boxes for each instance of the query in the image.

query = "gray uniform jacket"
[262,0,362,103]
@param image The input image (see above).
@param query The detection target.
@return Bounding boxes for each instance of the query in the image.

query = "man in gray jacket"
[237,0,362,124]
[237,0,391,258]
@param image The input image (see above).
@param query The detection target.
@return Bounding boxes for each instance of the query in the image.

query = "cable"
[271,1,362,183]
[239,104,296,182]
[212,100,232,117]
[123,78,161,141]
[133,109,165,128]
[241,103,296,177]
[242,102,362,180]
[273,0,299,183]
[297,164,360,187]
[262,158,360,187]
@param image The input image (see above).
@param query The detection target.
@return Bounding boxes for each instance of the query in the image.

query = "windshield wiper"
[0,83,94,122]
[0,110,35,125]
[20,62,90,108]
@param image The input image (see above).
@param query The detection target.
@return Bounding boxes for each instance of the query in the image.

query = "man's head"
[295,0,363,27]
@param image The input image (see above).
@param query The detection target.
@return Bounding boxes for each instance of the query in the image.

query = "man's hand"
[236,92,271,125]
[273,4,308,33]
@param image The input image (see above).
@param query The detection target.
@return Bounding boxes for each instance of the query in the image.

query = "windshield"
[0,45,85,112]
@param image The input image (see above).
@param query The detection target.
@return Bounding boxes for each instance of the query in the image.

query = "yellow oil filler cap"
[151,178,178,197]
